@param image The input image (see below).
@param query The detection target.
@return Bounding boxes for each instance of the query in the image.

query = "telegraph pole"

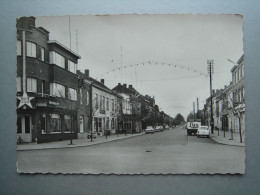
[207,60,214,134]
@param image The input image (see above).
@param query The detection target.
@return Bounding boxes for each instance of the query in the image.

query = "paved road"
[17,126,245,174]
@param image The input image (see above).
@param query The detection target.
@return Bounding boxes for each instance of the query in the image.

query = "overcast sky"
[36,14,243,119]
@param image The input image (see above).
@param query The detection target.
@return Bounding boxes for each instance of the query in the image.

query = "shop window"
[64,115,71,133]
[49,114,61,133]
[17,40,21,56]
[49,51,65,68]
[68,88,77,101]
[68,60,77,74]
[17,117,22,134]
[27,77,37,93]
[50,83,65,98]
[26,41,36,58]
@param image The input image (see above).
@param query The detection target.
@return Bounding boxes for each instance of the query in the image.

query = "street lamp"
[207,60,214,134]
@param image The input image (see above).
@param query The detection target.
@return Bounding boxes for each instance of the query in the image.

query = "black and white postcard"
[16,14,245,174]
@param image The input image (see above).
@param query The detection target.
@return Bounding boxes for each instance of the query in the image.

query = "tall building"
[16,17,81,143]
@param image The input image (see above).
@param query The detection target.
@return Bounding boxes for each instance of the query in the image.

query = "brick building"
[16,17,81,143]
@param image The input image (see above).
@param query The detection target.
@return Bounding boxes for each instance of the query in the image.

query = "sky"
[36,14,243,119]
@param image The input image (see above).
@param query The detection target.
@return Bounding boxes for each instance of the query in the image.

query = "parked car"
[87,131,97,139]
[155,126,164,132]
[197,126,210,138]
[145,126,154,134]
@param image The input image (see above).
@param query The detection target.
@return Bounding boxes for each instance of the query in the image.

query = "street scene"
[16,15,245,174]
[17,126,245,174]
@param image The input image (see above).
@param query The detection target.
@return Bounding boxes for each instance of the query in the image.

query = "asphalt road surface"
[17,126,245,174]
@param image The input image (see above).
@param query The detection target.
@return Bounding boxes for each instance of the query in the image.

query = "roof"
[48,40,81,59]
[77,71,115,94]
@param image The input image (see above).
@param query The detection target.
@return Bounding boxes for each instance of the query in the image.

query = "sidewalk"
[17,132,145,151]
[210,130,245,147]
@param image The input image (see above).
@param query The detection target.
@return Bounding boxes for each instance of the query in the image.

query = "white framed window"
[50,83,65,98]
[40,47,45,61]
[68,88,77,101]
[16,77,22,92]
[27,77,37,93]
[17,40,21,56]
[106,98,109,111]
[100,95,102,109]
[102,96,105,110]
[237,69,240,81]
[68,60,77,74]
[95,94,98,109]
[26,41,36,57]
[49,114,61,133]
[111,99,115,111]
[49,51,65,68]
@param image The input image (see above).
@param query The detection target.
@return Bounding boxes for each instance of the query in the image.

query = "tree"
[174,113,185,125]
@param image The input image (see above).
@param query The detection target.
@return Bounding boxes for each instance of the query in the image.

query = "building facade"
[16,17,81,143]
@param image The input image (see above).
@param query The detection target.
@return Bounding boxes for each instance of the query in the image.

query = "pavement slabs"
[17,132,146,151]
[209,130,245,147]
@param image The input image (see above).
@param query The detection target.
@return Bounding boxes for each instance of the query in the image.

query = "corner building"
[16,17,81,143]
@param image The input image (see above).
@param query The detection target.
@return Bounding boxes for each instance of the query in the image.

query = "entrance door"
[80,115,84,133]
[17,115,32,142]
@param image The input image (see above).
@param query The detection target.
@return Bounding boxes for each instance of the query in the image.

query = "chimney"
[16,16,36,30]
[129,85,133,89]
[101,79,104,84]
[212,89,215,95]
[76,70,81,75]
[224,85,227,89]
[118,83,121,86]
[123,83,127,88]
[85,69,89,77]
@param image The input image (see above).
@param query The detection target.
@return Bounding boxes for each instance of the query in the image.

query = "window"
[27,77,37,93]
[112,99,115,111]
[49,51,65,68]
[40,47,45,61]
[41,80,46,96]
[106,98,109,110]
[68,60,77,74]
[17,40,21,56]
[16,77,22,92]
[95,94,98,109]
[102,96,105,110]
[49,114,61,133]
[68,88,77,101]
[80,88,83,104]
[237,69,240,81]
[241,64,244,78]
[50,83,65,98]
[100,95,102,109]
[64,115,71,133]
[26,42,36,57]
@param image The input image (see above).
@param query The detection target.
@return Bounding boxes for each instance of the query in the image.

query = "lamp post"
[207,60,214,134]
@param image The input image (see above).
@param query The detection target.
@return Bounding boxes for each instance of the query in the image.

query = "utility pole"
[207,60,214,134]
